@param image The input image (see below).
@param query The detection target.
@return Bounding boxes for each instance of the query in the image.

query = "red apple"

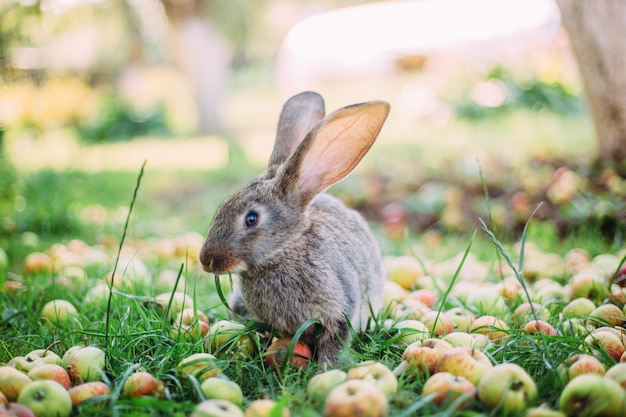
[393,338,453,376]
[265,337,312,370]
[557,354,605,384]
[435,347,493,386]
[421,372,476,409]
[323,380,389,417]
[523,320,558,337]
[0,403,36,417]
[469,315,509,343]
[589,304,626,327]
[584,330,626,361]
[122,371,164,398]
[0,366,33,402]
[27,365,72,390]
[67,381,110,407]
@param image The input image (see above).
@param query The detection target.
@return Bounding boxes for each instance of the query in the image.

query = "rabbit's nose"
[199,244,243,274]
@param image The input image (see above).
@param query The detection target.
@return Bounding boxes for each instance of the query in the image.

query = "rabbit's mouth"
[199,245,247,275]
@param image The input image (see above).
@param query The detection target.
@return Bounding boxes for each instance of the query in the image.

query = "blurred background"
[0,0,624,264]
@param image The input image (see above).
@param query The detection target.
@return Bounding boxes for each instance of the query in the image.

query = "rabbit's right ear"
[268,91,325,168]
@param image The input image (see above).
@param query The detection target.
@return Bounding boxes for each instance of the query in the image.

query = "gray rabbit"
[199,91,389,365]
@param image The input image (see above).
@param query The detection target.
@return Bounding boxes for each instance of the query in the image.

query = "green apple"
[40,299,78,326]
[24,349,62,366]
[0,366,32,402]
[27,364,72,390]
[192,399,244,417]
[604,363,626,390]
[154,291,193,318]
[393,320,429,344]
[559,374,626,417]
[443,332,478,348]
[346,361,397,398]
[61,345,105,384]
[434,346,493,386]
[445,308,476,332]
[421,371,476,409]
[17,380,72,417]
[200,377,243,406]
[306,369,347,405]
[562,298,596,317]
[386,255,425,290]
[524,406,567,417]
[176,353,221,382]
[9,357,44,373]
[208,320,256,358]
[245,399,290,417]
[323,380,389,417]
[477,363,537,413]
[67,381,110,407]
[557,354,605,384]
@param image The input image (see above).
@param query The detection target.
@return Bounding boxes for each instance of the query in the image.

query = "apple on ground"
[523,320,558,337]
[245,399,290,417]
[445,308,476,332]
[589,304,626,327]
[465,286,507,316]
[435,347,493,386]
[604,362,626,389]
[345,361,397,398]
[171,309,211,340]
[583,329,626,361]
[419,311,455,337]
[192,399,244,417]
[23,252,52,275]
[17,380,72,417]
[524,406,567,417]
[393,320,429,344]
[0,403,37,417]
[24,348,62,366]
[207,320,256,359]
[442,332,478,348]
[27,364,72,390]
[559,374,626,417]
[61,345,106,384]
[154,291,193,318]
[122,371,164,398]
[393,338,453,377]
[0,366,33,402]
[9,357,44,373]
[477,363,537,414]
[562,298,596,317]
[306,369,347,405]
[176,353,221,383]
[512,302,550,324]
[40,299,78,326]
[324,380,389,417]
[557,354,605,384]
[469,315,509,343]
[404,289,437,308]
[421,372,476,409]
[265,337,312,370]
[200,377,243,406]
[67,381,110,407]
[386,255,425,290]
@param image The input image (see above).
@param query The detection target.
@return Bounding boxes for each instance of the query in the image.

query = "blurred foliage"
[0,1,41,71]
[454,66,585,119]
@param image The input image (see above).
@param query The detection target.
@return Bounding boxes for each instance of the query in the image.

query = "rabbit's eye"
[244,211,260,228]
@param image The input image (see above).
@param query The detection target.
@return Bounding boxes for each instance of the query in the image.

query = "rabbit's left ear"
[280,100,390,204]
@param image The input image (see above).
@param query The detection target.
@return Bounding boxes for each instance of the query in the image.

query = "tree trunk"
[556,0,626,175]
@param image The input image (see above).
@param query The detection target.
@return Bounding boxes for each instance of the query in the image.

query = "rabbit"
[199,91,390,365]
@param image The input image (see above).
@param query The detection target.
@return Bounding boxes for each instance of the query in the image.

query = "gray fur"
[199,91,390,365]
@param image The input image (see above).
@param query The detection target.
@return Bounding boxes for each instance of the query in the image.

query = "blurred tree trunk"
[556,0,626,175]
[161,0,231,135]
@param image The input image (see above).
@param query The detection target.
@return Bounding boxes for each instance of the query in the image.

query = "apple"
[154,291,193,318]
[208,320,256,358]
[382,281,408,311]
[584,330,626,361]
[200,377,243,406]
[245,399,290,417]
[477,363,537,413]
[265,337,312,370]
[421,372,476,409]
[523,320,558,337]
[560,318,593,337]
[570,270,608,301]
[419,311,455,337]
[17,380,72,417]
[589,304,626,327]
[0,366,33,402]
[306,369,348,405]
[562,298,596,317]
[469,315,509,343]
[393,338,453,376]
[604,363,626,390]
[557,354,605,384]
[434,347,493,386]
[443,332,479,348]
[82,283,112,306]
[386,255,425,290]
[23,252,52,275]
[512,302,549,324]
[40,299,78,326]
[171,309,211,341]
[405,289,437,308]
[445,308,476,332]
[122,371,164,398]
[393,320,429,344]
[0,403,36,417]
[559,374,626,417]
[345,361,397,398]
[324,380,389,417]
[67,381,110,406]
[27,364,72,390]
[192,399,244,417]
[176,353,221,382]
[0,392,6,407]
[391,298,430,321]
[524,406,567,417]
[24,348,62,366]
[9,357,44,373]
[466,286,506,316]
[61,345,106,384]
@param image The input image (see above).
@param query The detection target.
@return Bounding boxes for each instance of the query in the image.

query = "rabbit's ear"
[268,91,326,168]
[281,100,390,204]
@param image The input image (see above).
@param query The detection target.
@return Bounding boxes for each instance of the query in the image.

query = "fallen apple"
[393,338,453,377]
[61,345,106,384]
[67,381,110,407]
[421,371,476,409]
[0,403,36,417]
[604,362,626,390]
[386,255,425,290]
[477,363,537,414]
[0,366,33,402]
[245,399,290,417]
[557,354,605,384]
[176,353,221,382]
[265,337,312,370]
[27,364,72,390]
[207,320,256,359]
[393,320,429,344]
[192,399,244,417]
[324,380,389,417]
[562,298,596,318]
[559,374,626,417]
[419,311,455,337]
[17,380,72,417]
[469,315,509,343]
[199,377,243,406]
[40,299,78,326]
[345,361,397,398]
[122,371,164,398]
[434,346,493,386]
[306,369,347,405]
[589,304,626,327]
[583,329,626,361]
